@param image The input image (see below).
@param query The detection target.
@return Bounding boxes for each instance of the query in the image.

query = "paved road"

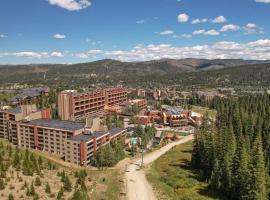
[125,134,194,200]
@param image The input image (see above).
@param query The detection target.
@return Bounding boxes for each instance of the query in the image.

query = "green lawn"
[191,106,217,119]
[161,130,191,136]
[147,142,226,200]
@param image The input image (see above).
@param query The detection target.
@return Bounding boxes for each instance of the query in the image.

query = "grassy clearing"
[0,92,14,104]
[147,142,225,200]
[191,106,217,119]
[0,139,124,200]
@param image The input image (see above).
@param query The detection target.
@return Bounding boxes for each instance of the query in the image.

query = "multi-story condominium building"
[13,118,126,166]
[161,105,191,127]
[17,119,85,157]
[58,87,127,121]
[0,104,51,144]
[129,99,147,110]
[104,87,128,107]
[65,128,126,166]
[137,89,146,97]
[9,87,50,106]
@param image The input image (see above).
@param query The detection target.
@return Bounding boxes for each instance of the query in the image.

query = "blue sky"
[0,0,270,64]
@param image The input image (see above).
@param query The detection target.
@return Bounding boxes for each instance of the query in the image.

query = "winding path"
[125,134,194,200]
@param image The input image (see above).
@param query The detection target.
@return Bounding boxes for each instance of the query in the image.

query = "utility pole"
[141,148,144,167]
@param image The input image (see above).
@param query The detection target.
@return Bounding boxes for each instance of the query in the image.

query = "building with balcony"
[58,87,127,121]
[0,104,51,144]
[161,105,191,127]
[129,99,147,110]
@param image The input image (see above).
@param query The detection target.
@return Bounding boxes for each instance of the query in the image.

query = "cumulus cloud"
[193,29,220,36]
[191,18,208,24]
[255,0,270,3]
[53,34,66,39]
[51,52,64,57]
[220,24,240,32]
[212,16,227,23]
[74,39,270,61]
[0,51,64,59]
[191,16,226,24]
[246,23,257,29]
[193,30,206,35]
[205,30,220,36]
[136,20,145,24]
[243,23,264,35]
[47,0,91,11]
[0,34,7,38]
[160,30,174,35]
[178,13,189,23]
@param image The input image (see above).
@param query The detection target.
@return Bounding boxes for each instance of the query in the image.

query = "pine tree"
[38,156,43,167]
[72,189,89,200]
[0,178,5,190]
[35,176,41,186]
[45,182,51,194]
[210,159,221,190]
[231,136,251,200]
[8,193,14,200]
[249,134,267,200]
[76,170,87,191]
[13,149,21,170]
[63,175,72,192]
[30,181,35,196]
[26,186,31,196]
[57,187,64,200]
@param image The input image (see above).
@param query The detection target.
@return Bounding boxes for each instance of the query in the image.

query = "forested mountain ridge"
[0,59,269,88]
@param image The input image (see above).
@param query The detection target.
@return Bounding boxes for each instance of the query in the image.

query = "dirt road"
[125,134,194,200]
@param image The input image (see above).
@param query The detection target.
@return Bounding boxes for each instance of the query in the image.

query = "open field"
[191,106,217,119]
[0,139,124,200]
[147,141,226,200]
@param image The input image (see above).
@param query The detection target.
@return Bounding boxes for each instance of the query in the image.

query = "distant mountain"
[0,58,269,87]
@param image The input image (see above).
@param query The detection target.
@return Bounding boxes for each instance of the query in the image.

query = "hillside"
[0,59,269,88]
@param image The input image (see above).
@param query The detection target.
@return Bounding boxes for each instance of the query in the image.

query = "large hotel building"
[0,87,128,166]
[58,87,128,121]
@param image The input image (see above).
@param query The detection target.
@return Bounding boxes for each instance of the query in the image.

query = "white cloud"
[191,18,208,24]
[0,34,7,38]
[220,24,240,32]
[192,29,206,35]
[193,29,219,36]
[74,39,270,61]
[53,34,66,39]
[160,30,174,35]
[246,23,257,29]
[212,16,227,23]
[191,19,200,24]
[255,0,270,3]
[136,20,145,24]
[0,51,64,59]
[47,0,91,11]
[243,23,264,35]
[2,39,270,61]
[181,34,192,38]
[178,13,189,23]
[51,52,64,57]
[15,52,47,58]
[205,29,220,36]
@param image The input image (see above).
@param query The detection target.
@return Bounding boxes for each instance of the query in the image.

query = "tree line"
[192,94,270,199]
